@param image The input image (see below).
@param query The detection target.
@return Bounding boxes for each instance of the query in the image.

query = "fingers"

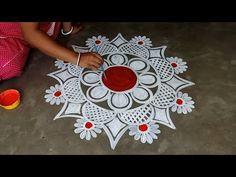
[90,61,101,69]
[89,65,98,71]
[80,52,105,70]
[92,53,103,63]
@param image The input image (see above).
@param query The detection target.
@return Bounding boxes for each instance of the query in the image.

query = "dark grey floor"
[0,22,235,154]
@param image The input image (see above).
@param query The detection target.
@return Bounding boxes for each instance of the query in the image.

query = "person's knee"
[0,50,29,80]
[1,66,24,80]
[0,38,29,81]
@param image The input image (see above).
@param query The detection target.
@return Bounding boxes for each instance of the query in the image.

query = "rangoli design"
[44,34,195,149]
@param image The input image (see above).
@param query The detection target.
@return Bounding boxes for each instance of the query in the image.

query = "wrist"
[61,26,73,35]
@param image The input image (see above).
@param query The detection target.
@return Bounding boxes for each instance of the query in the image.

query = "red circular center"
[139,124,148,132]
[54,91,61,97]
[176,99,183,105]
[85,122,93,129]
[171,63,177,68]
[95,40,101,44]
[102,66,137,92]
[138,41,144,45]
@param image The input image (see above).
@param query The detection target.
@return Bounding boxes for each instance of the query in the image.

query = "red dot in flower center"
[95,40,101,44]
[138,41,144,45]
[171,63,177,68]
[176,99,183,105]
[138,124,148,132]
[54,91,61,97]
[85,122,93,129]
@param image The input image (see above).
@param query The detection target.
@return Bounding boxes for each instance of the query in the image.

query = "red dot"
[85,122,93,129]
[138,41,143,45]
[171,63,177,68]
[176,99,183,105]
[95,40,101,44]
[54,91,61,97]
[138,124,148,132]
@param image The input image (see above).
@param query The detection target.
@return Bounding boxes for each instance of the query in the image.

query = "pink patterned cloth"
[0,22,61,81]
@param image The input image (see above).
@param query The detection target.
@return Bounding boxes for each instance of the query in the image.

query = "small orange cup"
[0,89,21,110]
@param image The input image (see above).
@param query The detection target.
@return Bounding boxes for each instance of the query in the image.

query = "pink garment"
[0,22,61,81]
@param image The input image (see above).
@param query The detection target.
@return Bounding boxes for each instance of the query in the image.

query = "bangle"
[76,52,81,67]
[61,26,74,35]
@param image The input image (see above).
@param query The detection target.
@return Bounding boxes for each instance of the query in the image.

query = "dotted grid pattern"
[119,43,149,59]
[83,102,116,123]
[149,58,174,81]
[118,104,154,124]
[68,64,83,76]
[62,78,85,103]
[151,83,176,108]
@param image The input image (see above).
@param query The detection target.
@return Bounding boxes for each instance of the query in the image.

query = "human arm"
[19,22,103,70]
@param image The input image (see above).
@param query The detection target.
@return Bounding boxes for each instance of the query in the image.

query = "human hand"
[79,52,104,70]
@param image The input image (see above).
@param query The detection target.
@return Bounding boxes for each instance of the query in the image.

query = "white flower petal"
[182,106,187,114]
[182,93,189,99]
[74,123,80,127]
[149,121,156,126]
[150,126,159,132]
[55,84,60,90]
[129,130,137,136]
[60,97,65,103]
[132,87,150,102]
[177,106,182,114]
[50,86,56,92]
[139,73,158,87]
[129,126,138,133]
[111,93,130,108]
[141,134,147,143]
[177,92,183,97]
[80,130,86,139]
[151,128,160,134]
[83,72,100,85]
[134,133,141,140]
[46,89,53,94]
[175,69,180,74]
[89,85,108,100]
[55,98,61,105]
[50,98,56,105]
[45,97,53,103]
[91,130,97,138]
[44,94,53,99]
[130,60,146,71]
[185,104,195,109]
[76,119,84,124]
[177,58,183,63]
[93,127,102,134]
[74,124,83,129]
[187,100,195,105]
[171,104,177,112]
[150,124,159,129]
[186,107,193,113]
[184,97,192,101]
[149,132,158,139]
[146,134,153,144]
[74,128,84,134]
[85,131,91,140]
